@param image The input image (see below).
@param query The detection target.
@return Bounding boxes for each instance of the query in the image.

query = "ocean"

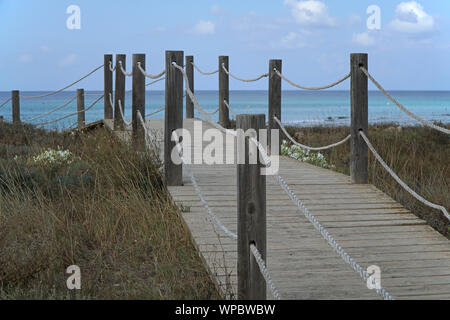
[0,90,449,130]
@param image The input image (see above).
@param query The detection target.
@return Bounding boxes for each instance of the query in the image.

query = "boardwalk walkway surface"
[106,118,450,300]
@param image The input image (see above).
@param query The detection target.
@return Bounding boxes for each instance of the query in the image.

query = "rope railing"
[223,100,238,118]
[137,110,160,144]
[273,172,394,300]
[118,61,133,77]
[146,107,165,118]
[109,61,116,72]
[206,107,219,115]
[84,93,104,97]
[20,64,104,99]
[221,63,269,82]
[249,244,281,300]
[117,99,132,126]
[23,96,77,122]
[124,77,166,95]
[274,116,351,151]
[172,62,237,138]
[192,62,219,75]
[0,97,12,109]
[274,69,350,90]
[146,77,165,87]
[172,130,238,240]
[108,93,114,109]
[36,95,104,126]
[137,62,166,79]
[172,61,393,300]
[360,131,449,220]
[360,67,450,135]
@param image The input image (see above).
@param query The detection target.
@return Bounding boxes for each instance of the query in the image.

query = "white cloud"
[188,20,215,36]
[19,54,32,63]
[39,45,51,53]
[278,32,305,49]
[348,14,363,26]
[210,5,226,15]
[352,32,376,46]
[59,54,77,67]
[284,0,336,27]
[390,1,435,34]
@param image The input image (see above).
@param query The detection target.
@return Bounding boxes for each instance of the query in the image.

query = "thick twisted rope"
[20,64,104,99]
[249,244,281,300]
[274,173,394,300]
[37,95,104,126]
[206,107,219,115]
[192,62,219,75]
[274,116,351,151]
[172,62,237,138]
[0,98,12,109]
[146,107,165,117]
[223,100,238,118]
[172,130,238,240]
[109,61,116,72]
[117,99,132,126]
[125,77,166,95]
[360,67,449,135]
[24,96,77,122]
[360,131,449,220]
[137,110,160,144]
[118,61,133,77]
[172,61,393,299]
[222,63,268,82]
[137,62,166,79]
[146,77,165,87]
[274,69,350,90]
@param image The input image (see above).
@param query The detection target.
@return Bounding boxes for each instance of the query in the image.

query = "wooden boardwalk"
[106,118,450,300]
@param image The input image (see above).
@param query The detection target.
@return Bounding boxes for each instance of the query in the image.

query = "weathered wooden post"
[268,59,282,155]
[186,55,194,119]
[219,56,230,128]
[77,89,85,128]
[164,50,184,186]
[132,53,146,150]
[12,90,20,124]
[114,54,126,130]
[237,114,267,300]
[104,54,113,120]
[350,53,369,184]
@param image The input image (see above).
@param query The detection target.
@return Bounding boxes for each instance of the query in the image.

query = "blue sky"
[1,0,449,91]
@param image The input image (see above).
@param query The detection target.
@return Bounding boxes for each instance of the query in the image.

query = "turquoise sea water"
[0,90,449,130]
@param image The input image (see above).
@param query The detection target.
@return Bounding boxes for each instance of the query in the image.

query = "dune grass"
[282,123,450,238]
[0,122,220,300]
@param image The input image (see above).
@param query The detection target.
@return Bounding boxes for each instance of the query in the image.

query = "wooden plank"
[104,54,113,119]
[132,53,146,150]
[12,90,20,124]
[237,114,266,300]
[77,89,85,128]
[164,50,184,186]
[114,54,126,130]
[116,118,450,300]
[185,56,194,118]
[350,53,368,183]
[268,59,282,155]
[219,56,230,128]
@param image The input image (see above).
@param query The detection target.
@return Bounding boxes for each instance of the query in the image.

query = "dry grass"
[0,122,220,300]
[283,123,450,238]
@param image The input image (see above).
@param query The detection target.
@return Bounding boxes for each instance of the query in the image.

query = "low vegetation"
[0,122,220,299]
[282,123,450,238]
